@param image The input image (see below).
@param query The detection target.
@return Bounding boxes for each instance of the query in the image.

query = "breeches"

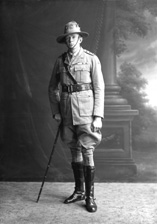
[60,123,102,166]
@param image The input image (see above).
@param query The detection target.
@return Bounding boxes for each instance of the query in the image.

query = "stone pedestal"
[95,105,138,181]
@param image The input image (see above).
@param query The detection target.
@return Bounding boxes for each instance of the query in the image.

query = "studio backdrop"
[0,0,106,181]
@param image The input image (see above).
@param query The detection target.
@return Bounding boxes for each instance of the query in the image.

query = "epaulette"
[84,49,95,56]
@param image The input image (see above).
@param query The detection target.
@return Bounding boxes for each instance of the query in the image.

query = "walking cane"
[36,124,60,203]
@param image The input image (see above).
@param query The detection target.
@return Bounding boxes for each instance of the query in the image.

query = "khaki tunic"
[48,47,105,126]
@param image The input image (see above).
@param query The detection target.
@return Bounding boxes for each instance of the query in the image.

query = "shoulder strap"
[84,49,95,56]
[62,53,78,85]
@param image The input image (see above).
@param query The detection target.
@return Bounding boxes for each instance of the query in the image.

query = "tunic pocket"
[74,64,90,72]
[77,91,94,116]
[74,64,91,83]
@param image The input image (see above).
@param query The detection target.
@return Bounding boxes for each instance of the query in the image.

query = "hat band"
[64,27,81,35]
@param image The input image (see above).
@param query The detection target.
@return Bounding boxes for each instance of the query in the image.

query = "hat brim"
[56,31,89,44]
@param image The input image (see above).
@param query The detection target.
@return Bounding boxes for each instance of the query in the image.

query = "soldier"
[48,21,105,212]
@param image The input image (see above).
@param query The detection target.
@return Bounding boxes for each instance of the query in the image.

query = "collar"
[64,47,84,65]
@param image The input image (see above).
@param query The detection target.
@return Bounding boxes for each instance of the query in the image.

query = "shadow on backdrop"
[0,0,107,181]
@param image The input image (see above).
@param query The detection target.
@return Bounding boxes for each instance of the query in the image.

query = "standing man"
[48,21,105,213]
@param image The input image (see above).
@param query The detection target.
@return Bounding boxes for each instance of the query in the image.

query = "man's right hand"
[53,113,62,123]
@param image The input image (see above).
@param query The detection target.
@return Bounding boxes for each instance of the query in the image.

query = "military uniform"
[49,47,104,152]
[48,21,105,213]
[49,47,104,125]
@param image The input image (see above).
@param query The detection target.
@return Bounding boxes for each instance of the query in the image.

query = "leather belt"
[62,83,93,93]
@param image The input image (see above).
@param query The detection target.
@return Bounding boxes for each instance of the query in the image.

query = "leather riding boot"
[84,166,97,212]
[64,162,85,204]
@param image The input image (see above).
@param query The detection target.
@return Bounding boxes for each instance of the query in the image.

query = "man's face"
[65,34,81,49]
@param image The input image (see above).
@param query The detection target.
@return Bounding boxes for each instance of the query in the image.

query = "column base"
[94,105,138,182]
[95,156,137,181]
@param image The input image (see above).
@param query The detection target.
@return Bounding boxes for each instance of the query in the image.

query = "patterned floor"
[0,182,157,224]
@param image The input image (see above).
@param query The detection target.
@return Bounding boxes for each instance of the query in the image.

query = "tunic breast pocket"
[74,64,91,83]
[77,91,94,117]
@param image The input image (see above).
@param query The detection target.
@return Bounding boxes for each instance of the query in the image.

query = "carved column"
[96,0,138,180]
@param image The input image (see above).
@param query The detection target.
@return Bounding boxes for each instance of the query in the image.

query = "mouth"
[68,43,74,48]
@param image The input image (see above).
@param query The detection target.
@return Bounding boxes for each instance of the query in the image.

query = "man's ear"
[79,36,83,43]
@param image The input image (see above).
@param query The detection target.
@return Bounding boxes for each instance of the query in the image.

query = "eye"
[66,36,70,41]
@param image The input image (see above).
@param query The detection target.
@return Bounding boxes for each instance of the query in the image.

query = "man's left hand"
[91,116,102,133]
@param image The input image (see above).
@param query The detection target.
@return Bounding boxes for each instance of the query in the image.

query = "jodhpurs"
[60,123,102,166]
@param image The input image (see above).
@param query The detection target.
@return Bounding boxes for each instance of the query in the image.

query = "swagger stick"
[36,125,60,203]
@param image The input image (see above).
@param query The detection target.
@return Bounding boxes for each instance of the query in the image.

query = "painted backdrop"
[0,0,106,181]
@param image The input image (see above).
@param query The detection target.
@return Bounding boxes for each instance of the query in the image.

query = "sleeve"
[91,55,105,118]
[48,58,61,116]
